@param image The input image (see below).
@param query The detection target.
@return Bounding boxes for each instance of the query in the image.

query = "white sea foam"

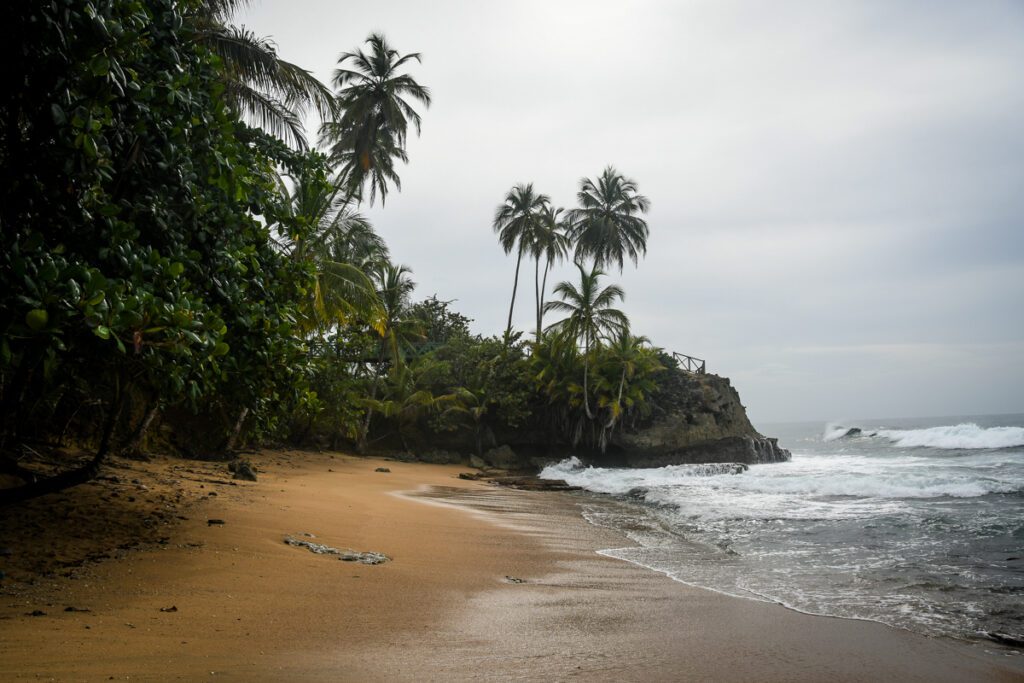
[540,452,1024,509]
[539,457,747,496]
[545,416,1024,643]
[874,423,1024,450]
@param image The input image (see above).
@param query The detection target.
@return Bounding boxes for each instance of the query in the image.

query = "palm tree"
[191,0,335,149]
[567,166,651,271]
[595,331,663,430]
[357,262,424,451]
[530,206,571,341]
[271,170,384,335]
[544,264,629,418]
[493,183,550,342]
[320,33,431,205]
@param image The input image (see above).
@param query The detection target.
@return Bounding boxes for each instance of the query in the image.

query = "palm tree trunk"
[534,256,542,342]
[358,341,388,453]
[582,336,595,419]
[539,259,551,335]
[504,247,524,343]
[606,366,627,429]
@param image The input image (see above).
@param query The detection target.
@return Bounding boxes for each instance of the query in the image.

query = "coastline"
[1,451,1021,681]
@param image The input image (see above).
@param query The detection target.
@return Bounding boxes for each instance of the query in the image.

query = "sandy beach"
[1,451,1021,682]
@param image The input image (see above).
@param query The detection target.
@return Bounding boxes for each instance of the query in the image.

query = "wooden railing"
[672,351,706,374]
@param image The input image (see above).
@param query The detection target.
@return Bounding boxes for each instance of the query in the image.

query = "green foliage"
[0,0,314,452]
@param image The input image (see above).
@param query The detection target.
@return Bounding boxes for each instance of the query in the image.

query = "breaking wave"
[823,422,1024,450]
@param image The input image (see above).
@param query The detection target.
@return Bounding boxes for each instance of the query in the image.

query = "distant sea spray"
[824,421,1024,450]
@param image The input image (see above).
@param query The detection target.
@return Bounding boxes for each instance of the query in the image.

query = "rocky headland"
[413,369,790,472]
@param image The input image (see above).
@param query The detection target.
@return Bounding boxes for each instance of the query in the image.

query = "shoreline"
[1,450,1021,681]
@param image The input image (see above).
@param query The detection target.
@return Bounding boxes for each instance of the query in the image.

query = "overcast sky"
[240,0,1024,425]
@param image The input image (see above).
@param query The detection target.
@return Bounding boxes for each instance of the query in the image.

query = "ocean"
[539,414,1024,646]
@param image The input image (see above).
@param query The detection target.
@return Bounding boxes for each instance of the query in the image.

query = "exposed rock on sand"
[283,536,389,565]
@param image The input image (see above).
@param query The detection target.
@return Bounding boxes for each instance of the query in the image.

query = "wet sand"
[1,451,1021,681]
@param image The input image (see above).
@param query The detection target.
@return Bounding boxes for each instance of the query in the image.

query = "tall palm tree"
[544,264,629,418]
[190,0,335,149]
[320,33,431,205]
[530,205,571,342]
[493,183,550,342]
[567,166,651,271]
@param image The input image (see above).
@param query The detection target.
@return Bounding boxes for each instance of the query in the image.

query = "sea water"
[539,414,1024,644]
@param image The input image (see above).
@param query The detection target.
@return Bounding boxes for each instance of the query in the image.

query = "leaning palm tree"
[530,205,572,341]
[320,33,431,205]
[595,331,662,430]
[493,183,550,342]
[272,171,384,335]
[544,264,629,418]
[567,166,651,271]
[190,0,335,149]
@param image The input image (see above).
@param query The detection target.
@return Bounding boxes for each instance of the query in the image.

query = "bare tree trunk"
[125,400,160,455]
[225,406,249,452]
[0,376,125,507]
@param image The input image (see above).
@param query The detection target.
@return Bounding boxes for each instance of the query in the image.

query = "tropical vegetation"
[1,0,675,505]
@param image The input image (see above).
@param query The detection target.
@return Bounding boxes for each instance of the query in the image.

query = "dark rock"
[986,631,1024,648]
[469,454,486,469]
[375,467,391,473]
[159,606,178,613]
[418,449,461,464]
[489,476,582,492]
[615,435,789,468]
[207,519,225,526]
[26,610,46,617]
[613,372,790,467]
[64,606,91,613]
[844,427,863,437]
[0,547,12,557]
[505,576,526,584]
[482,445,519,470]
[458,472,482,481]
[228,459,257,482]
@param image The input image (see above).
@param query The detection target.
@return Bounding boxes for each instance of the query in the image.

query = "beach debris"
[505,576,526,584]
[160,606,178,613]
[26,610,46,617]
[375,467,391,473]
[64,606,91,613]
[283,536,389,565]
[207,519,226,526]
[228,459,258,482]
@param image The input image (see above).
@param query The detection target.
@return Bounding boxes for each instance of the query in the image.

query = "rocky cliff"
[605,371,790,468]
[392,368,789,472]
